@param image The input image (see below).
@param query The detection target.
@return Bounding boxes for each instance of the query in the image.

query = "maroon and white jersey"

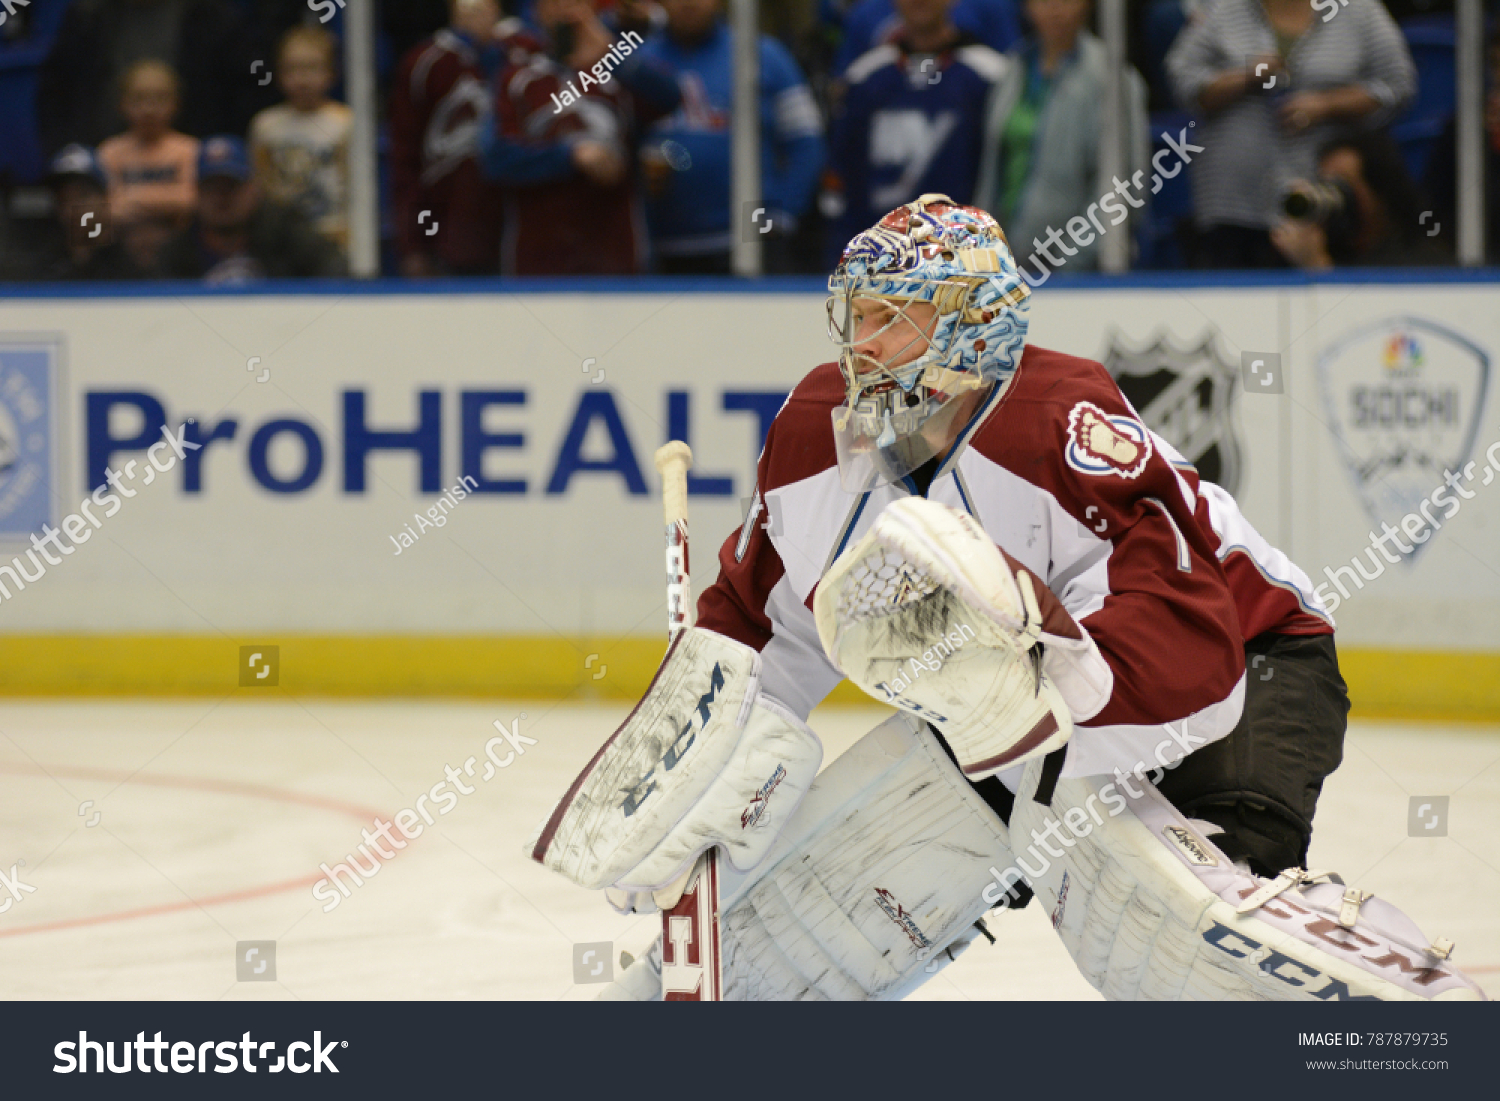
[491,33,655,275]
[390,28,504,273]
[1132,424,1333,642]
[1196,477,1334,641]
[697,344,1249,780]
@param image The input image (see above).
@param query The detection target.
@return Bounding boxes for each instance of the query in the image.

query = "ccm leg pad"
[719,712,1011,1000]
[1009,758,1488,1001]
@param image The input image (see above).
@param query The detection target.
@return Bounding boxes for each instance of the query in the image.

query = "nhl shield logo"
[1100,331,1242,494]
[0,339,59,541]
[1317,316,1490,560]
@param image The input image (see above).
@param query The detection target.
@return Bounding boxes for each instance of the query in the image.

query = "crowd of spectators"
[0,0,1490,282]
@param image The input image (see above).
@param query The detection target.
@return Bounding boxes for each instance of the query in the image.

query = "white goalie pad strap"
[1007,757,1489,1001]
[1040,637,1113,726]
[528,627,822,891]
[814,496,1075,779]
[715,712,1011,1000]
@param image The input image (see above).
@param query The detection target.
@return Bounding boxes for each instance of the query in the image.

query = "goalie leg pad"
[717,712,1011,1000]
[1008,756,1488,1001]
[528,626,822,892]
[593,713,1009,1002]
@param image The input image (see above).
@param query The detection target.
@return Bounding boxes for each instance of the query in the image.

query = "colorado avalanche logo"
[1065,401,1152,479]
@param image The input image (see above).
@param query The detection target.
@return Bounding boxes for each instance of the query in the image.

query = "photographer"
[1272,129,1449,269]
[1166,0,1415,268]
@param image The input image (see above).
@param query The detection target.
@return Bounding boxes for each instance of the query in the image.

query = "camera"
[1281,178,1354,223]
[1280,177,1359,256]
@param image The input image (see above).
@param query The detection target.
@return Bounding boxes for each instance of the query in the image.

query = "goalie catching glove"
[527,627,822,903]
[815,496,1108,780]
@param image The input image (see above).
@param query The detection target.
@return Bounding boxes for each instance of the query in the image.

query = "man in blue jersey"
[824,0,1007,264]
[637,0,827,273]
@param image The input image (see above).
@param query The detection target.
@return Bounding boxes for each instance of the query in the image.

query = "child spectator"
[391,0,507,277]
[637,0,826,273]
[825,0,1006,264]
[248,26,354,258]
[37,0,271,156]
[159,136,347,283]
[96,60,200,275]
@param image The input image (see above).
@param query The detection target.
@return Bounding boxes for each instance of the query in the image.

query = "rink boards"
[0,275,1496,716]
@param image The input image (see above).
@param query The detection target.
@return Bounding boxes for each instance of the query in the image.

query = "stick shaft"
[654,442,695,637]
[652,441,720,1001]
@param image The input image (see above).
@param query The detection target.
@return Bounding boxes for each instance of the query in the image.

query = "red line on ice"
[0,761,396,939]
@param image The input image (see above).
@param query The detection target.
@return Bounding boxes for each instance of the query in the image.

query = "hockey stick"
[652,441,723,1002]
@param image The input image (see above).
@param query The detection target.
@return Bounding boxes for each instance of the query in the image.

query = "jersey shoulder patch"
[1064,400,1152,479]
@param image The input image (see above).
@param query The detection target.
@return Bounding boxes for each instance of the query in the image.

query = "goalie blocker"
[527,627,822,899]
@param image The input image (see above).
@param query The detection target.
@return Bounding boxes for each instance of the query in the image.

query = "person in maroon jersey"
[696,193,1346,881]
[390,0,508,277]
[480,0,682,274]
[529,191,1480,1003]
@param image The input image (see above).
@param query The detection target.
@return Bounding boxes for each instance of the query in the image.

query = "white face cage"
[824,290,984,493]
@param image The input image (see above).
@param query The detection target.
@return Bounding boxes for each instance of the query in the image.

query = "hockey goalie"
[528,194,1487,1002]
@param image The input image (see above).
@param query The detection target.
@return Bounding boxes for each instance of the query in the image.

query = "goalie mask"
[826,194,1030,492]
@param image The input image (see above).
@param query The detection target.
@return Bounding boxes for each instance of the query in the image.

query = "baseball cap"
[47,144,107,189]
[197,135,252,182]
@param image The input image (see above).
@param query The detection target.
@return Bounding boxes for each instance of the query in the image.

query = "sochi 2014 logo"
[1065,400,1152,479]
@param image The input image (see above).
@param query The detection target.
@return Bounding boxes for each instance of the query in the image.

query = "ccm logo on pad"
[619,663,725,817]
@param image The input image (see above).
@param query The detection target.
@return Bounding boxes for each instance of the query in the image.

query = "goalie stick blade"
[661,852,722,1001]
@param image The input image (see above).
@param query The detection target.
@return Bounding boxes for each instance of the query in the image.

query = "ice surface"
[0,700,1494,1000]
